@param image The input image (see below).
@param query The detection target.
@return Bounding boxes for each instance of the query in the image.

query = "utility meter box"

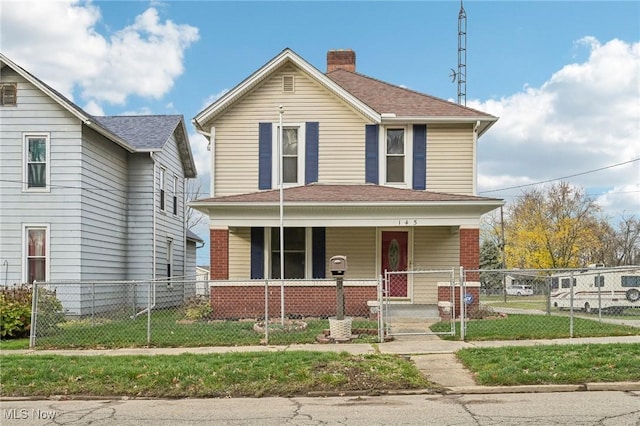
[330,255,348,276]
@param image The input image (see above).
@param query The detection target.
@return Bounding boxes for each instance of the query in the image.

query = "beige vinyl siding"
[426,124,474,194]
[326,227,376,279]
[229,227,251,279]
[412,227,460,304]
[207,65,369,196]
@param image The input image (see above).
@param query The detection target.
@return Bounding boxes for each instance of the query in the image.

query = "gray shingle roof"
[91,115,183,150]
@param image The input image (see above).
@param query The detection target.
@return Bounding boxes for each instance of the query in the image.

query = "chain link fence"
[463,266,640,340]
[28,278,381,349]
[25,266,640,349]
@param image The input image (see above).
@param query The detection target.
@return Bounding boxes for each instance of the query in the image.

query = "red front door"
[381,231,408,297]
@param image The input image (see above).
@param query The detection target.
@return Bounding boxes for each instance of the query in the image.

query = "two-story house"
[0,53,199,315]
[191,48,503,318]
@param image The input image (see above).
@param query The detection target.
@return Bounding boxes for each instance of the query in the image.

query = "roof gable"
[192,48,381,128]
[1,52,196,178]
[193,48,498,135]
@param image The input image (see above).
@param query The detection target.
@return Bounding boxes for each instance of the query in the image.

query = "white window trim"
[22,224,50,283]
[264,227,312,279]
[159,167,167,212]
[22,133,51,192]
[167,238,174,279]
[272,122,306,188]
[172,174,179,216]
[379,125,413,188]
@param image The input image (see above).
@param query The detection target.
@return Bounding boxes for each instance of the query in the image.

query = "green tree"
[479,239,503,292]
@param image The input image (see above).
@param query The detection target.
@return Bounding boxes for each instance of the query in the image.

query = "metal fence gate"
[380,268,458,337]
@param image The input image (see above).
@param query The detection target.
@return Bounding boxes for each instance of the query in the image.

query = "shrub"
[184,295,213,321]
[0,284,66,339]
[1,285,32,338]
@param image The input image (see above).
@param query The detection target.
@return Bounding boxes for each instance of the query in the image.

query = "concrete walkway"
[5,335,639,394]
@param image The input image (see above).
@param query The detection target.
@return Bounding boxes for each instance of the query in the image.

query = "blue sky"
[2,1,639,265]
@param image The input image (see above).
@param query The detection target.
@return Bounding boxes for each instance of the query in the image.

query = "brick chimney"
[327,49,356,73]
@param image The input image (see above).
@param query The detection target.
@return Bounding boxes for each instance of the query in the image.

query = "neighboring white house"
[0,53,199,315]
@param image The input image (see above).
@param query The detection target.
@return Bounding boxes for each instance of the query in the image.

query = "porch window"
[270,227,305,279]
[25,227,48,283]
[24,134,49,190]
[386,128,405,183]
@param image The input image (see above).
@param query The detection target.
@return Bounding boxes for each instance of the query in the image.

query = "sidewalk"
[4,335,639,394]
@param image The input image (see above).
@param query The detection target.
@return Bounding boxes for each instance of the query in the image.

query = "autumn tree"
[503,182,606,269]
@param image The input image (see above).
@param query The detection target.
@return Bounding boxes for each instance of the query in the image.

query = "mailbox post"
[330,256,347,320]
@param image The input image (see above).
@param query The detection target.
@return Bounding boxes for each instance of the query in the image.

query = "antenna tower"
[457,0,467,105]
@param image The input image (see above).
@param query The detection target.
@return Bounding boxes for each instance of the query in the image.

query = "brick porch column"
[460,228,479,281]
[210,228,229,280]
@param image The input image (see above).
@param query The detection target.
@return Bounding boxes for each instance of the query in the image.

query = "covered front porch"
[191,184,502,316]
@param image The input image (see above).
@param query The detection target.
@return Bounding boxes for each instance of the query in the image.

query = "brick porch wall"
[209,285,377,319]
[210,229,229,280]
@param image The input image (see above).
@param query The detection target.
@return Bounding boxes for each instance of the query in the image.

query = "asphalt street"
[2,391,640,425]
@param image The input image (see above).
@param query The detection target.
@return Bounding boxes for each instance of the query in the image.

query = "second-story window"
[386,128,405,183]
[24,134,49,191]
[172,175,179,215]
[272,123,305,187]
[159,167,166,211]
[282,128,298,183]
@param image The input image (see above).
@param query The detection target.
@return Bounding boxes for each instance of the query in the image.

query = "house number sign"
[397,219,419,226]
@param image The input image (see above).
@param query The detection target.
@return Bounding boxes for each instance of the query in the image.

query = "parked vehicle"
[506,284,534,296]
[550,266,640,313]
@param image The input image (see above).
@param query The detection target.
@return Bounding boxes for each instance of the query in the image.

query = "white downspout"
[197,127,215,198]
[472,120,480,195]
[150,153,157,282]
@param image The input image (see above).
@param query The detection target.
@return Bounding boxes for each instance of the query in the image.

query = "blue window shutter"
[250,227,264,279]
[305,122,319,184]
[412,124,427,190]
[365,124,379,184]
[258,123,272,190]
[312,227,326,279]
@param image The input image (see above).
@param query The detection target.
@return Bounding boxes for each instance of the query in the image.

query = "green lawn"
[0,351,434,398]
[457,343,640,386]
[0,310,379,350]
[431,313,640,341]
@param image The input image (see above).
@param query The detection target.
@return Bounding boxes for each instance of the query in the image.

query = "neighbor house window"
[167,238,173,277]
[24,226,48,283]
[172,175,179,215]
[272,124,305,186]
[159,167,166,211]
[1,83,17,106]
[270,227,306,279]
[23,134,50,191]
[386,128,405,183]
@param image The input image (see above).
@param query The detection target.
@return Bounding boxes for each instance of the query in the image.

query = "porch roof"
[192,183,498,204]
[190,184,504,228]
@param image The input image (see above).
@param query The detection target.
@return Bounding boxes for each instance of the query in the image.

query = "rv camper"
[550,266,640,313]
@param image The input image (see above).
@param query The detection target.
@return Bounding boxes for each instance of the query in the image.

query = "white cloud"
[473,38,640,218]
[1,0,198,108]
